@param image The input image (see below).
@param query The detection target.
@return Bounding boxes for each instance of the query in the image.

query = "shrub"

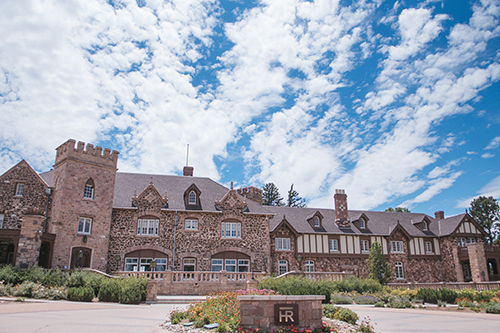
[322,304,340,319]
[374,302,385,307]
[415,288,457,304]
[119,278,146,304]
[169,309,187,324]
[0,281,12,296]
[333,277,382,294]
[67,286,95,302]
[13,281,40,298]
[331,294,353,304]
[354,295,378,305]
[486,302,500,314]
[0,265,21,285]
[97,279,121,302]
[259,276,334,303]
[333,307,358,325]
[438,288,458,304]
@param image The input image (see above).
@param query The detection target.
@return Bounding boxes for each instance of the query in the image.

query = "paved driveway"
[1,299,500,333]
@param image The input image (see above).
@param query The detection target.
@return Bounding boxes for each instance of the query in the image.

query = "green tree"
[367,241,391,285]
[286,184,307,207]
[469,196,500,245]
[385,207,410,212]
[262,183,284,206]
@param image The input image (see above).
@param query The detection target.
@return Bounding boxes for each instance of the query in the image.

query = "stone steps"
[151,295,207,304]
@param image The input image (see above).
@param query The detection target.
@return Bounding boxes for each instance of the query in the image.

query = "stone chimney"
[434,211,444,220]
[334,189,350,228]
[183,166,194,176]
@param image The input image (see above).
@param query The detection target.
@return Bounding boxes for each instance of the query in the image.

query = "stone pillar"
[146,280,159,303]
[468,243,489,282]
[452,245,464,282]
[16,213,45,269]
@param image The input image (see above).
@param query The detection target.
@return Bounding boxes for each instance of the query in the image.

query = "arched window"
[188,191,196,205]
[359,218,366,229]
[313,216,320,227]
[83,179,94,199]
[395,262,404,280]
[422,221,428,231]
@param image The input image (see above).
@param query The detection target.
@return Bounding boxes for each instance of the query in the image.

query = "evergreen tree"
[367,241,391,285]
[286,184,306,207]
[262,183,284,206]
[385,207,410,212]
[469,196,500,245]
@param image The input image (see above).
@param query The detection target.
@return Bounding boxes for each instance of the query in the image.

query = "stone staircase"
[152,295,207,304]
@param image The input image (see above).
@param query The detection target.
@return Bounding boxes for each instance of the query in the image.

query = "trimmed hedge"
[67,286,95,302]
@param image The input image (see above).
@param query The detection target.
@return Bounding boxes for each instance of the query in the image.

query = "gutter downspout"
[172,210,178,271]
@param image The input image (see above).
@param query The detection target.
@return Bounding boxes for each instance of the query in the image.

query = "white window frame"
[238,259,249,272]
[137,219,159,236]
[221,222,241,238]
[390,241,404,253]
[422,221,428,231]
[458,237,466,247]
[83,184,94,199]
[188,191,197,205]
[360,240,370,252]
[211,259,223,272]
[395,261,404,280]
[329,239,338,252]
[275,238,291,251]
[278,260,288,275]
[304,260,314,272]
[0,214,4,228]
[185,219,198,230]
[359,218,365,229]
[15,183,24,196]
[140,258,152,271]
[466,237,476,244]
[183,258,196,271]
[154,258,167,272]
[313,216,320,227]
[425,241,433,253]
[77,217,92,234]
[124,258,138,271]
[225,259,237,272]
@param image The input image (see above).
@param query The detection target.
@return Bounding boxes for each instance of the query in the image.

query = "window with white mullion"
[137,219,159,236]
[275,238,291,251]
[221,222,241,238]
[390,241,404,253]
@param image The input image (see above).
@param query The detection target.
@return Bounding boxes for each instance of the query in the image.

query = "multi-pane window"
[275,238,291,251]
[155,258,167,271]
[278,260,288,275]
[188,191,196,204]
[137,219,159,236]
[360,240,370,252]
[183,258,196,271]
[211,259,223,272]
[329,239,338,252]
[390,241,404,253]
[225,259,237,272]
[458,237,466,247]
[313,216,320,227]
[425,241,433,253]
[221,222,241,238]
[185,219,198,230]
[238,259,249,272]
[359,218,366,229]
[83,179,94,199]
[467,237,476,244]
[140,258,152,271]
[15,183,24,196]
[0,214,4,228]
[422,221,428,231]
[304,260,314,272]
[395,262,404,279]
[77,217,92,234]
[124,258,138,271]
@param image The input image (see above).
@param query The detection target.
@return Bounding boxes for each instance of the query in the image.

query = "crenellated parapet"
[237,186,263,204]
[54,139,119,169]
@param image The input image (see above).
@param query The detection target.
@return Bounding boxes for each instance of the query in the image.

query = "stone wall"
[108,188,270,273]
[238,295,325,330]
[16,213,44,268]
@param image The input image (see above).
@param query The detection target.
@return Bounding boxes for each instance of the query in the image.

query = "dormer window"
[83,178,94,199]
[359,218,366,229]
[188,191,196,204]
[308,212,323,228]
[422,221,428,231]
[313,216,320,227]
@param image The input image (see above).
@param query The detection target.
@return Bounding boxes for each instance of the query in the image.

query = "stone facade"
[1,138,499,287]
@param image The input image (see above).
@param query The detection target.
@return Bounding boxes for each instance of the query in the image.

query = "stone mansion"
[1,139,499,284]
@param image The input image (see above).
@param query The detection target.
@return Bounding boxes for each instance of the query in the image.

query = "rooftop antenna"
[186,144,189,166]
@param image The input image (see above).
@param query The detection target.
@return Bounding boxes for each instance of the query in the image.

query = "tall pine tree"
[262,183,284,206]
[286,184,306,207]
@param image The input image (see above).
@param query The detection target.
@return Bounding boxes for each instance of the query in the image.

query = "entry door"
[70,247,92,269]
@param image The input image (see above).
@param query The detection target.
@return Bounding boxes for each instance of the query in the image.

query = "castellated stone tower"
[49,139,119,271]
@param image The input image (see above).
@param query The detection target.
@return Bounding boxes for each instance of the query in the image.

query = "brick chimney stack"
[434,211,444,220]
[334,189,350,228]
[183,166,194,176]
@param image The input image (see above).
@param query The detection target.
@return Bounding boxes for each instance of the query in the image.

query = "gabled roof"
[2,160,50,188]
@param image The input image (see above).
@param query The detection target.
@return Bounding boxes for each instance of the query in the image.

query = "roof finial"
[150,176,153,185]
[231,181,233,190]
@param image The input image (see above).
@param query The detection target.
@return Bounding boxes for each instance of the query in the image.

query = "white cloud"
[482,153,495,159]
[457,174,500,208]
[485,136,500,150]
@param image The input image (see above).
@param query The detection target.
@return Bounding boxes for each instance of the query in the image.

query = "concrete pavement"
[1,298,500,333]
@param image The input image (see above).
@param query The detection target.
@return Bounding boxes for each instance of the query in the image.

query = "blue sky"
[1,0,499,217]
